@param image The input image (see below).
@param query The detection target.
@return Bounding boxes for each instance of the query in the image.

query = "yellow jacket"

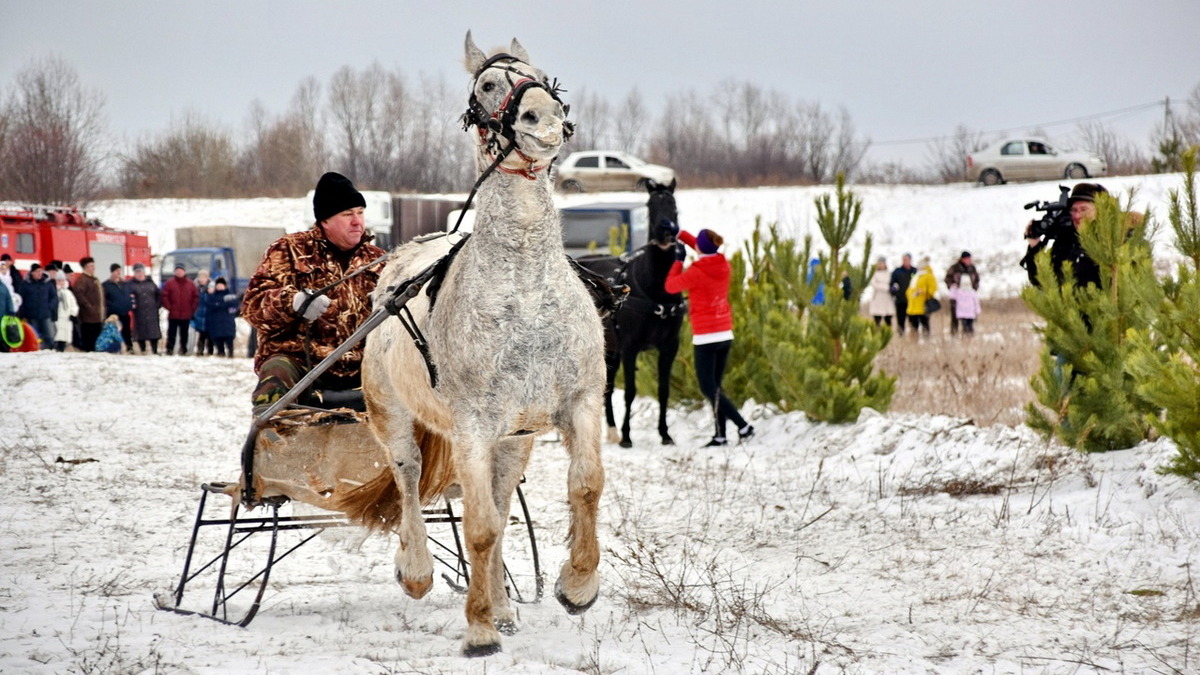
[905,266,938,315]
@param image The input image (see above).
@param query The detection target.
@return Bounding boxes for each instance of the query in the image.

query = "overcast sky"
[2,0,1198,170]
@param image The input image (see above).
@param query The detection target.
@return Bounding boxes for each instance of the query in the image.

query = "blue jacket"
[18,275,58,321]
[103,279,133,315]
[204,291,238,340]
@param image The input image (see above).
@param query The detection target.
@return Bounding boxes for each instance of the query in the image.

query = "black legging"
[693,339,747,439]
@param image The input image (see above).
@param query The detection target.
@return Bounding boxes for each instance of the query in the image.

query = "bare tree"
[611,88,649,156]
[396,74,473,192]
[925,124,986,183]
[653,89,727,186]
[797,102,835,182]
[118,113,239,197]
[829,106,870,180]
[0,55,107,204]
[326,62,408,188]
[241,102,327,197]
[239,77,329,196]
[563,88,612,153]
[1073,121,1148,176]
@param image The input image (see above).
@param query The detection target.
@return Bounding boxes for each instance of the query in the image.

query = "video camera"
[1023,185,1072,240]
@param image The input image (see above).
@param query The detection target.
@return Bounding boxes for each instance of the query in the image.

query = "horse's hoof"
[395,569,433,599]
[463,642,502,658]
[661,435,674,446]
[619,439,633,449]
[495,617,519,636]
[555,577,598,615]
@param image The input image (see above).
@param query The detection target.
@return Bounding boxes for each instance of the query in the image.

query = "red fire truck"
[0,204,151,274]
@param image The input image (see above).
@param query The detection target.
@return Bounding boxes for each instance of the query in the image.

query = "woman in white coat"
[867,257,895,327]
[54,272,78,352]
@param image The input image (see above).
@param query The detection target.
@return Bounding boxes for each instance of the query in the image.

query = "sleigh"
[154,400,543,627]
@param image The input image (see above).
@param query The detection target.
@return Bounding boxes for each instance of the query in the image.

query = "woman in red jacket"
[664,228,754,447]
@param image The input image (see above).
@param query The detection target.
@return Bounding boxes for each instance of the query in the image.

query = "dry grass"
[875,297,1041,427]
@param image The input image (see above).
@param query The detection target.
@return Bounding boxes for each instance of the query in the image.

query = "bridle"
[460,53,574,181]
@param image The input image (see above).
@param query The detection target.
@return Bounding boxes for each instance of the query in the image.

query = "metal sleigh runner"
[156,32,614,658]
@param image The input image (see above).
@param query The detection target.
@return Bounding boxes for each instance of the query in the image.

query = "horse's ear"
[510,38,531,64]
[645,179,659,194]
[668,178,677,193]
[464,30,487,73]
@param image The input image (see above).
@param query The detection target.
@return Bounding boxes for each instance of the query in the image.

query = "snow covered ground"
[2,353,1197,673]
[3,174,1198,673]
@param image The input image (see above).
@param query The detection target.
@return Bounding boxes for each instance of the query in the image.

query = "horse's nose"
[527,113,563,145]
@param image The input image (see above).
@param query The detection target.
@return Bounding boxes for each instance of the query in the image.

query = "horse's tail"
[334,419,456,533]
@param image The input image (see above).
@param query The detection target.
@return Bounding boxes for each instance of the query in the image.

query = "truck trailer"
[160,225,285,297]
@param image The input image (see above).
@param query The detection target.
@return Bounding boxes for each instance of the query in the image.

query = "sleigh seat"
[155,404,543,627]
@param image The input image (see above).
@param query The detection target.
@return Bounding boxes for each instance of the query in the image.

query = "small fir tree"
[1127,146,1200,476]
[1022,191,1161,452]
[720,218,817,409]
[792,175,894,422]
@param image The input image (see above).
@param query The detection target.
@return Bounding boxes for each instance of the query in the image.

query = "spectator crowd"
[0,254,241,356]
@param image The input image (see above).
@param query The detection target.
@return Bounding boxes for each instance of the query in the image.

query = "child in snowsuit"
[948,281,981,336]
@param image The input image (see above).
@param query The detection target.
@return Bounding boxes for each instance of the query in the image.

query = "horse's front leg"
[656,332,680,445]
[619,348,638,448]
[456,434,506,657]
[367,403,435,599]
[555,395,605,614]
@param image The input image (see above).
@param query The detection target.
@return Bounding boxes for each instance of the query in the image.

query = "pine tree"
[791,175,894,422]
[1127,146,1200,476]
[1022,191,1161,452]
[719,218,817,409]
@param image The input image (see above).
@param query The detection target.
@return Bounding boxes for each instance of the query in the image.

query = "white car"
[554,151,676,192]
[966,139,1107,186]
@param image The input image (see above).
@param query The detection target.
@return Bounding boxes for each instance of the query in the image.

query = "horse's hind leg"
[555,396,605,614]
[603,346,620,444]
[456,433,507,656]
[486,436,534,636]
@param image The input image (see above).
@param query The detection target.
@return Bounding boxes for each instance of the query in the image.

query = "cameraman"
[1022,182,1105,288]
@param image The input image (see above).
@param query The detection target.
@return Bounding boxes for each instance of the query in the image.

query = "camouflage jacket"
[242,227,386,381]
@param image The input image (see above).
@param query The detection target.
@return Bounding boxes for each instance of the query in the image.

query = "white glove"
[292,290,331,321]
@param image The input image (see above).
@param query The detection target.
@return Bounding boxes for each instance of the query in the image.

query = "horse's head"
[462,31,573,176]
[645,178,678,245]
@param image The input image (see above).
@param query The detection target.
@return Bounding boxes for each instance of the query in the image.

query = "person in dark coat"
[127,263,162,354]
[0,253,23,294]
[204,277,239,357]
[72,257,105,351]
[102,263,134,353]
[17,264,58,349]
[889,254,916,336]
[1023,183,1107,289]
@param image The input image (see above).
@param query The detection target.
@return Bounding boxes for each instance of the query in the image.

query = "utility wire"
[872,99,1171,147]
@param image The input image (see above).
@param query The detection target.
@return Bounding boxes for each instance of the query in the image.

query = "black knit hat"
[313,172,366,223]
[1068,183,1107,206]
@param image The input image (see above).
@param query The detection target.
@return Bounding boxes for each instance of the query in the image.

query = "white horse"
[339,33,606,656]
